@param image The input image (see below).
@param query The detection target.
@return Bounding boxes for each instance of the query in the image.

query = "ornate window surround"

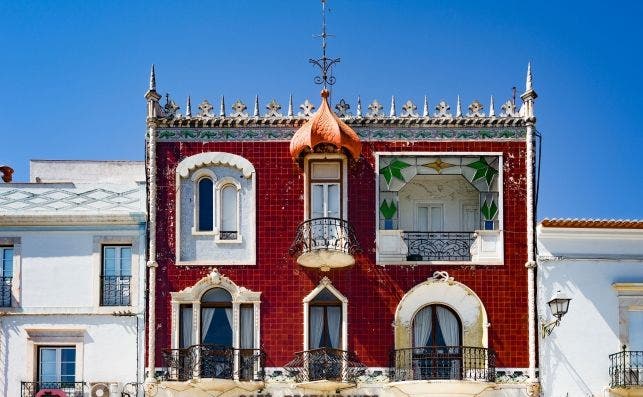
[0,237,21,309]
[393,271,489,350]
[302,277,348,351]
[170,269,261,351]
[613,283,643,348]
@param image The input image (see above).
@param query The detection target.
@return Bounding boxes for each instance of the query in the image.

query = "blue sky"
[1,1,641,220]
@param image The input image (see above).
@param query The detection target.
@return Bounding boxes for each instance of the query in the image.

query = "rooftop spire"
[526,62,533,92]
[186,96,192,117]
[149,64,156,91]
[309,0,340,88]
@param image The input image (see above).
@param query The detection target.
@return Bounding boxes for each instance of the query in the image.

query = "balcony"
[392,346,496,382]
[21,381,85,397]
[284,348,367,391]
[289,218,361,271]
[162,345,265,391]
[1,276,11,307]
[610,350,643,396]
[100,275,131,306]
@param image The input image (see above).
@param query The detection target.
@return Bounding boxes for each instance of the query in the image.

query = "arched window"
[220,184,238,239]
[198,178,214,232]
[309,288,342,350]
[200,288,232,346]
[413,304,461,347]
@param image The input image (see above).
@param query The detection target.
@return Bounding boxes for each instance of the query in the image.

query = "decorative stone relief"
[434,100,452,118]
[198,100,214,118]
[400,100,419,118]
[467,100,485,117]
[164,95,180,119]
[500,99,518,117]
[334,99,351,117]
[367,99,384,118]
[265,99,283,118]
[298,99,315,117]
[230,99,248,118]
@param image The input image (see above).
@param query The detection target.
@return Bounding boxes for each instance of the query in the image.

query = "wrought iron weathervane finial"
[310,0,340,87]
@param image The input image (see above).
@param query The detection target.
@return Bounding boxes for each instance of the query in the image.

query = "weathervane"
[309,0,340,87]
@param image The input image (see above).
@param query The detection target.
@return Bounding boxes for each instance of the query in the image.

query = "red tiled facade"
[151,138,529,369]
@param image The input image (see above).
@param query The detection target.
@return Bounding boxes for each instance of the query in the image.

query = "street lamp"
[541,290,571,338]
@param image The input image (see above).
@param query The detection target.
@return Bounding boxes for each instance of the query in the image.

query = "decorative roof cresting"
[289,89,361,159]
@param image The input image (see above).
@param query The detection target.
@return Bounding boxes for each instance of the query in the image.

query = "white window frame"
[303,154,348,221]
[414,202,445,232]
[614,283,643,349]
[214,177,242,243]
[191,169,218,235]
[0,237,20,308]
[302,277,348,352]
[100,245,133,307]
[24,328,85,384]
[38,346,77,383]
[92,236,140,311]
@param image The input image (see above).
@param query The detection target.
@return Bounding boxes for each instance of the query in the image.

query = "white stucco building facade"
[537,219,643,397]
[0,160,147,397]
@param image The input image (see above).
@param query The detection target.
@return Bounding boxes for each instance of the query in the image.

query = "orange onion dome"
[290,89,361,159]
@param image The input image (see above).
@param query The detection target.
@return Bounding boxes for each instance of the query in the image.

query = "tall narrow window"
[309,288,342,350]
[220,184,238,239]
[412,304,462,380]
[179,304,193,349]
[417,204,444,232]
[198,178,214,232]
[0,247,13,307]
[39,347,76,386]
[101,245,132,306]
[201,288,233,346]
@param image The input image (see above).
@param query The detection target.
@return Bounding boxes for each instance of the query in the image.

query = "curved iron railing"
[610,350,643,387]
[284,347,366,383]
[403,231,475,261]
[163,345,265,382]
[289,217,361,258]
[392,346,496,382]
[21,381,86,397]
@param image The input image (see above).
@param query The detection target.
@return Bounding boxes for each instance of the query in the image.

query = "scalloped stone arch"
[394,274,488,349]
[177,152,255,179]
[171,269,260,303]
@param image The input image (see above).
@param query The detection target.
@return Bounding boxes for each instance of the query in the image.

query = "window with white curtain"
[413,304,461,347]
[308,288,342,350]
[200,288,233,346]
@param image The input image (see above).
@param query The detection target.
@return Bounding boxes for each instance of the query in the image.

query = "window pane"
[2,248,12,277]
[311,162,340,179]
[430,206,443,231]
[103,247,116,276]
[180,305,193,348]
[61,362,75,378]
[417,206,428,231]
[240,305,254,349]
[198,178,214,231]
[327,184,340,218]
[61,348,76,362]
[120,247,132,276]
[40,348,56,363]
[221,185,237,232]
[629,311,643,351]
[201,288,232,303]
[311,184,324,218]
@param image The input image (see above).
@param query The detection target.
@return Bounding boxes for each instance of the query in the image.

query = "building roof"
[540,218,643,229]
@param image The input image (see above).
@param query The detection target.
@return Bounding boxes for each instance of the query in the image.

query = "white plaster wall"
[0,315,141,397]
[537,227,643,397]
[30,160,145,183]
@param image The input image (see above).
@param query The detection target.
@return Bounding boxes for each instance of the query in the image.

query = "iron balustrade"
[0,276,11,307]
[403,231,476,261]
[289,217,361,258]
[284,348,367,383]
[219,231,238,240]
[162,345,265,382]
[610,350,643,388]
[21,381,86,397]
[392,346,496,382]
[100,275,131,306]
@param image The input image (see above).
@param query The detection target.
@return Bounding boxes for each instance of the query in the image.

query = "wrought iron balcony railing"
[21,381,86,397]
[284,348,367,383]
[163,345,265,382]
[403,231,476,261]
[392,346,496,382]
[1,276,11,307]
[289,217,361,258]
[610,350,643,388]
[219,231,238,240]
[100,275,131,306]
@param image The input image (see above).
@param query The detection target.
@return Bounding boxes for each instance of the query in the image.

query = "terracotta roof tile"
[540,218,643,229]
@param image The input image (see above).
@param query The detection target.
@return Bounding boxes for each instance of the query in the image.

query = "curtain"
[240,307,254,349]
[327,306,341,349]
[224,307,233,329]
[310,307,324,349]
[413,306,432,348]
[201,308,215,343]
[221,186,237,232]
[436,307,460,346]
[180,306,193,348]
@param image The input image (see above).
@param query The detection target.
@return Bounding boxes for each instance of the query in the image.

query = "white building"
[0,160,147,397]
[537,219,643,397]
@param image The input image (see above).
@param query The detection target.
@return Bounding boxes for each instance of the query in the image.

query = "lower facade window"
[0,246,13,307]
[101,245,131,306]
[39,346,76,385]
